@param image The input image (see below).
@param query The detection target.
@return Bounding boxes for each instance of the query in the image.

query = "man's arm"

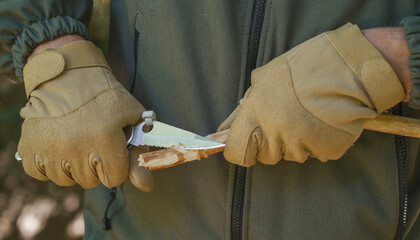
[400,16,420,109]
[0,0,93,83]
[28,35,85,60]
[362,27,411,102]
[0,1,154,191]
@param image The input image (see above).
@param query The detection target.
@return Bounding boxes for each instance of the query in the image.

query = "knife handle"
[138,114,420,171]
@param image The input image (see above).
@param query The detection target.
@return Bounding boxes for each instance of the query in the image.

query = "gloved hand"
[218,23,405,166]
[129,146,154,192]
[18,40,151,189]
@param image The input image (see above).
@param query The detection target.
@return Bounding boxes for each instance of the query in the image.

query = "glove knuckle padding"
[221,23,404,165]
[44,158,77,187]
[92,127,130,188]
[19,41,144,188]
[19,142,49,181]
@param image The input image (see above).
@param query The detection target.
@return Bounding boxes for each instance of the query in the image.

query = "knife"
[16,113,420,171]
[126,121,225,150]
[13,110,224,190]
[137,114,420,171]
[15,110,224,161]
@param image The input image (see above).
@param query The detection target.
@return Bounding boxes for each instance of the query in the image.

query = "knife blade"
[127,121,225,150]
[15,120,225,162]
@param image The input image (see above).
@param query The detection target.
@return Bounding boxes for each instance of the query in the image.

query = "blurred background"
[0,1,109,239]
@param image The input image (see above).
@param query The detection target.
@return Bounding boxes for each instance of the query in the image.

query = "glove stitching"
[283,56,356,140]
[22,88,129,122]
[323,33,358,76]
[65,63,111,72]
[88,152,106,187]
[60,158,75,181]
[100,66,113,89]
[243,126,260,166]
[34,153,48,178]
[281,36,319,63]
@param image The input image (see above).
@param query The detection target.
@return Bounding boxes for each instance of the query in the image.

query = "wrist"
[28,34,85,60]
[361,27,411,102]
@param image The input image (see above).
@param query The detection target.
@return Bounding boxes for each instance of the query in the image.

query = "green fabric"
[99,1,420,238]
[401,16,420,109]
[0,0,92,82]
[12,16,90,81]
[1,0,420,240]
[102,1,420,238]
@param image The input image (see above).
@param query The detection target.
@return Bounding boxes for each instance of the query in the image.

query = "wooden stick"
[138,130,228,171]
[363,114,420,138]
[138,114,420,171]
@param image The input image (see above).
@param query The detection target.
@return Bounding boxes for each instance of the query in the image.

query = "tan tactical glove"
[218,23,405,166]
[18,40,148,189]
[129,146,154,192]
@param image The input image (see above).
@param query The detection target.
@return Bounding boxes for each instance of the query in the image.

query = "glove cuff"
[23,40,110,98]
[324,23,405,113]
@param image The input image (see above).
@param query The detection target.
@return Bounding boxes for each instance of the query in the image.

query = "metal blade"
[127,121,225,150]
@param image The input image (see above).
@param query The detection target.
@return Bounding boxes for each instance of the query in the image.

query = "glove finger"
[17,133,50,181]
[92,128,129,188]
[18,153,50,181]
[66,153,101,189]
[255,129,284,165]
[129,148,154,192]
[223,107,260,167]
[281,142,310,163]
[43,156,76,186]
[118,94,145,127]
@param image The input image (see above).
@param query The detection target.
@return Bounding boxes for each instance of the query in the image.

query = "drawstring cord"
[102,187,117,231]
[102,22,140,231]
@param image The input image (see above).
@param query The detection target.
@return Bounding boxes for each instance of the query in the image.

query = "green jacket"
[1,0,420,239]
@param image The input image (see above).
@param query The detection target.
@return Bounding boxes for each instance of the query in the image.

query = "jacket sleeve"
[0,0,93,83]
[401,16,420,109]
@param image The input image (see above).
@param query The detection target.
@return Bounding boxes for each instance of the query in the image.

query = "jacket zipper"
[393,103,408,240]
[130,28,140,93]
[231,1,267,240]
[101,22,141,232]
